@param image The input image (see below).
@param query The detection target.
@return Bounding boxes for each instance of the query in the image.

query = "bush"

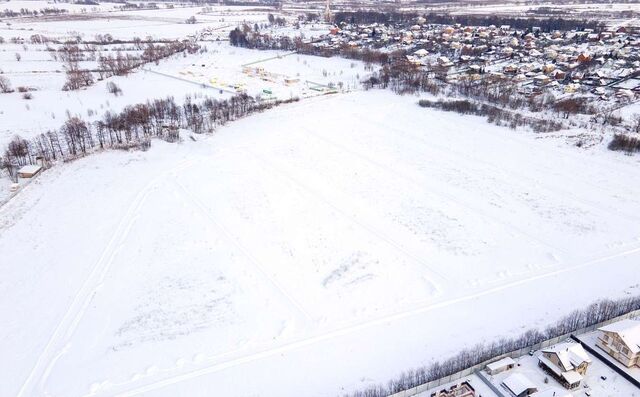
[22,92,33,100]
[608,134,640,153]
[106,81,122,96]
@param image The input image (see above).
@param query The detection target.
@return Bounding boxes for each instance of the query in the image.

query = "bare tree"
[0,76,13,93]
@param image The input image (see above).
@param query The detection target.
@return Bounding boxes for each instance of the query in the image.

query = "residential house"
[538,343,591,389]
[597,319,640,368]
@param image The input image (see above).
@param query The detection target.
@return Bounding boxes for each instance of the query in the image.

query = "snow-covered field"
[2,90,640,397]
[0,3,273,41]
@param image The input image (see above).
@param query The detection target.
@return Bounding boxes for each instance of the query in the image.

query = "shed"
[18,164,42,178]
[502,373,538,397]
[486,357,516,375]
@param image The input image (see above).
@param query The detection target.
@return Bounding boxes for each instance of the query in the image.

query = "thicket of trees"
[608,133,640,153]
[330,11,602,31]
[0,7,68,18]
[346,295,640,397]
[333,11,418,25]
[55,40,199,90]
[418,98,563,132]
[423,13,603,32]
[1,94,299,182]
[229,27,392,64]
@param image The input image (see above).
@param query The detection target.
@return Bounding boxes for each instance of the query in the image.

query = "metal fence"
[387,309,640,397]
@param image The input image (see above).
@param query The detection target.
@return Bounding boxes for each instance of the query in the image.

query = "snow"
[2,90,640,397]
[503,373,537,395]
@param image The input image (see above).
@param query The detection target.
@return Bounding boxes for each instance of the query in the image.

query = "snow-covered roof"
[18,164,42,174]
[487,356,515,371]
[502,373,537,395]
[599,319,640,354]
[561,370,583,385]
[541,342,591,371]
[531,387,571,397]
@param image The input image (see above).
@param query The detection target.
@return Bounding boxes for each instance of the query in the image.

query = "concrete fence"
[387,309,640,397]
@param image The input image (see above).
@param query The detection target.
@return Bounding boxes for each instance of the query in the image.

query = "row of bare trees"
[418,98,563,132]
[229,26,392,65]
[346,295,640,397]
[56,40,199,90]
[1,94,299,182]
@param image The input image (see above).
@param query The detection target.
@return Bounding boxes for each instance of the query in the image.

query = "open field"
[2,90,640,397]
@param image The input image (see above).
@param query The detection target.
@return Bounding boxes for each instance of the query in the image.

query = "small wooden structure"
[17,164,42,178]
[486,356,516,375]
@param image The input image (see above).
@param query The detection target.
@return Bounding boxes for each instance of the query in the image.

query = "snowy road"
[2,90,640,397]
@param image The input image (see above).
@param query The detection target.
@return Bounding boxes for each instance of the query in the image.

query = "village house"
[597,319,640,368]
[537,342,591,389]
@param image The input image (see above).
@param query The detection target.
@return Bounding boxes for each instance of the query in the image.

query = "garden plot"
[2,91,640,397]
[149,42,370,99]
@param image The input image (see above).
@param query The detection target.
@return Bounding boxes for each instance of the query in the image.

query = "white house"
[597,319,640,368]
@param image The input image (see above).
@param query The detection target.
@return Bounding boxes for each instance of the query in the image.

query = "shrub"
[608,134,640,153]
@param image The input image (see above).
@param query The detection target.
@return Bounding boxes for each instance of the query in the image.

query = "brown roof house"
[537,342,591,389]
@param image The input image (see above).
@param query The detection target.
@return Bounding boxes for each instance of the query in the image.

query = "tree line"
[1,94,299,182]
[330,11,602,32]
[346,294,640,397]
[56,40,200,91]
[229,26,391,64]
[423,13,604,33]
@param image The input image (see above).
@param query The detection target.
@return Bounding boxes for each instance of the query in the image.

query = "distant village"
[308,17,639,103]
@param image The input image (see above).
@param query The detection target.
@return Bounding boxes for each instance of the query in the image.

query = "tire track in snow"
[300,125,571,258]
[171,173,312,324]
[245,149,450,290]
[106,243,640,397]
[350,105,640,224]
[17,159,194,397]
